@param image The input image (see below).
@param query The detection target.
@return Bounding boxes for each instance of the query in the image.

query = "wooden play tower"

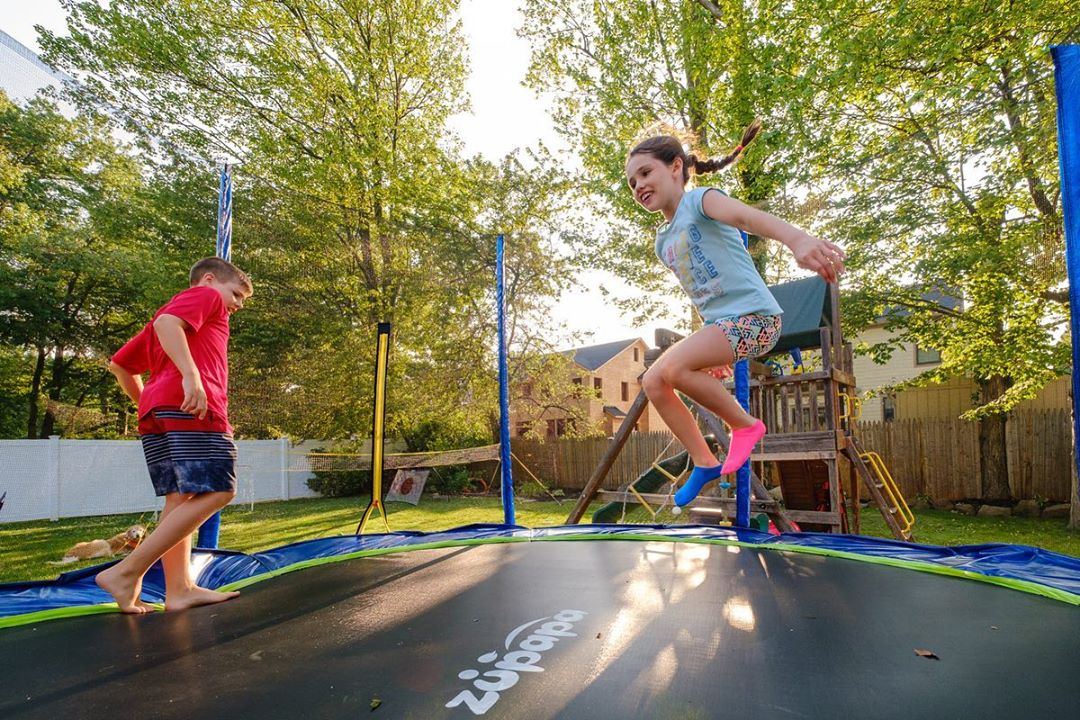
[567,277,914,541]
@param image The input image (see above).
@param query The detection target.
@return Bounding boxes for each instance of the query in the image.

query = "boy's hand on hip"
[181,373,208,419]
[789,233,845,284]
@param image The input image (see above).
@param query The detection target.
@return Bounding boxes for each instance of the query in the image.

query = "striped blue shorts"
[138,408,237,497]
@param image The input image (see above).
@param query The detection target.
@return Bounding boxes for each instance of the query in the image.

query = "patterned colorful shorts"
[138,408,237,497]
[712,313,782,362]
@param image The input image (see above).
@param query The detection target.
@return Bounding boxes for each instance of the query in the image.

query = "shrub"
[306,467,371,497]
[431,465,473,495]
[304,446,372,497]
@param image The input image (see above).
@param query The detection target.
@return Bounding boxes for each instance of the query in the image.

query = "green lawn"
[1,496,1077,584]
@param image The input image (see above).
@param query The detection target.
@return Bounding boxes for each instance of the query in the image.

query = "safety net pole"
[734,230,752,527]
[197,163,234,549]
[1052,45,1080,512]
[497,234,515,525]
[357,322,392,534]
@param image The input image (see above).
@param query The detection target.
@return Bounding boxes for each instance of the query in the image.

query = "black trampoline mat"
[2,539,1078,719]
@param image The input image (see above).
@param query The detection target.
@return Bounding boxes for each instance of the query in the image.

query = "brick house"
[510,338,671,439]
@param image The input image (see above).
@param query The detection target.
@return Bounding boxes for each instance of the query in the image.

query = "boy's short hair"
[188,257,253,293]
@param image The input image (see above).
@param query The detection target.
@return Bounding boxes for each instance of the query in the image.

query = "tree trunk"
[26,347,46,439]
[39,346,66,438]
[978,375,1012,501]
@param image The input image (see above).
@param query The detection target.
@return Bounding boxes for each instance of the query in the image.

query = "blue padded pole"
[1052,45,1080,507]
[496,234,515,525]
[735,230,752,528]
[198,163,233,549]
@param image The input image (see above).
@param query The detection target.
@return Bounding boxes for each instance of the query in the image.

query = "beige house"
[510,338,671,439]
[853,317,1069,422]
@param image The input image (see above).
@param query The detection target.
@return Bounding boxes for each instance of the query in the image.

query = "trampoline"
[2,525,1079,719]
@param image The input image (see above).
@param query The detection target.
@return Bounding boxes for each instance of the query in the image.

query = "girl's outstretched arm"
[701,190,845,283]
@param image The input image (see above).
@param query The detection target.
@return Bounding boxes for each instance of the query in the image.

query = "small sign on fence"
[386,469,429,505]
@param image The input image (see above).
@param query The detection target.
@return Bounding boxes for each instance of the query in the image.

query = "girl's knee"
[641,366,668,398]
[651,362,693,391]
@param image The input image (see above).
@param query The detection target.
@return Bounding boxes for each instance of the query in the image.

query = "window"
[882,394,896,422]
[915,345,941,365]
[633,348,639,362]
[571,377,582,385]
[516,421,532,437]
[621,382,629,402]
[593,377,603,398]
[546,418,566,438]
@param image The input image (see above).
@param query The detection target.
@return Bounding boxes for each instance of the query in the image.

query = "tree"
[42,0,576,443]
[787,0,1077,499]
[0,91,191,438]
[520,0,815,329]
[521,0,1077,500]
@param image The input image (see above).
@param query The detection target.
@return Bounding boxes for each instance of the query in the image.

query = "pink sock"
[720,420,766,475]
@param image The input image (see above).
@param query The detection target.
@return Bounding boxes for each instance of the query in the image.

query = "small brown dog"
[52,525,147,565]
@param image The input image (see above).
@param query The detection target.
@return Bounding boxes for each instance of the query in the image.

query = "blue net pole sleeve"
[735,230,752,527]
[1052,45,1080,508]
[497,235,515,524]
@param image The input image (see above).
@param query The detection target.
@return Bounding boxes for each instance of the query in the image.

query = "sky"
[1,0,684,350]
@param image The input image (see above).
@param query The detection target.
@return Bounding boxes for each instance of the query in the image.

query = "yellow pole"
[358,323,392,534]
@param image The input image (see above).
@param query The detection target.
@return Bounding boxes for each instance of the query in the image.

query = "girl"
[626,122,845,507]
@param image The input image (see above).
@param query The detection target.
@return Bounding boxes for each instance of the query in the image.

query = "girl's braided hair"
[628,119,762,184]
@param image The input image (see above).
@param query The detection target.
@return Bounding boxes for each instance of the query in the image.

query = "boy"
[97,257,253,613]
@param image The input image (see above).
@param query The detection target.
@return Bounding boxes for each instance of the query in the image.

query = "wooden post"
[566,389,650,524]
[828,282,843,370]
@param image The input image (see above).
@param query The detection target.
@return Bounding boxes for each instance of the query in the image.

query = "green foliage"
[304,448,373,498]
[1,1,578,444]
[520,0,1076,420]
[785,0,1076,418]
[304,469,372,498]
[401,419,490,454]
[431,465,473,496]
[520,0,814,328]
[0,91,200,438]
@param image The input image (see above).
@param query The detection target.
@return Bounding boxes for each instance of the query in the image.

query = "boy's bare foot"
[96,566,153,614]
[165,586,240,612]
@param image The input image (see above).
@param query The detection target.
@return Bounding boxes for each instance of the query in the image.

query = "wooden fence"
[513,432,684,493]
[857,410,1073,501]
[512,410,1074,502]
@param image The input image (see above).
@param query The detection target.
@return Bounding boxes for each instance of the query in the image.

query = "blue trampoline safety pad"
[2,524,1080,624]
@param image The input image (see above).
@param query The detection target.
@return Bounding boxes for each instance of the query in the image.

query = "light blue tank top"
[654,187,783,322]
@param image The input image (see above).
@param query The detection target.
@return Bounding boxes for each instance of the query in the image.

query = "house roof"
[875,288,963,323]
[566,338,641,371]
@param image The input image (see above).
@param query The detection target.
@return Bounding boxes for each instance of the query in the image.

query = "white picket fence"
[0,437,320,523]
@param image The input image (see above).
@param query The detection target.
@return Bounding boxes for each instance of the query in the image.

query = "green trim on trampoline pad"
[2,531,1076,630]
[0,601,164,630]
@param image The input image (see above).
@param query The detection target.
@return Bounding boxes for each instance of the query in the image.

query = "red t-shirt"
[112,286,232,429]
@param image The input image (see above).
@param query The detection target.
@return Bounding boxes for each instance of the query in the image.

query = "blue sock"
[675,464,724,507]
